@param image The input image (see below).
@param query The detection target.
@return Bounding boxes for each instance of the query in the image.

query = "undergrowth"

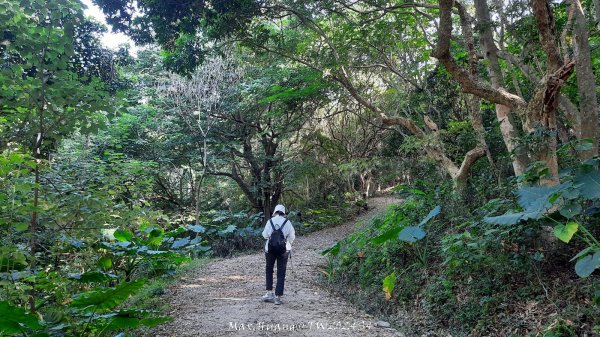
[320,180,599,337]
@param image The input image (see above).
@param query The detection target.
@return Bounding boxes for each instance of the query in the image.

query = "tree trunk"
[474,0,529,176]
[592,0,600,28]
[572,0,600,158]
[29,152,39,313]
[195,137,209,226]
[522,63,574,185]
[496,104,528,176]
[527,0,575,184]
[435,0,575,185]
[381,115,485,190]
[455,2,498,176]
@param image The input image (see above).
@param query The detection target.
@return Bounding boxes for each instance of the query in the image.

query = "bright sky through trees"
[81,0,138,54]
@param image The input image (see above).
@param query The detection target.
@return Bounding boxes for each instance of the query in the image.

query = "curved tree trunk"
[434,0,575,186]
[382,114,485,191]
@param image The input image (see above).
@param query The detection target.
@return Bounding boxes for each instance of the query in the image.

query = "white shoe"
[262,291,274,302]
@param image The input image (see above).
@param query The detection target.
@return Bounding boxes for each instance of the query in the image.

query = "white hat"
[273,204,286,216]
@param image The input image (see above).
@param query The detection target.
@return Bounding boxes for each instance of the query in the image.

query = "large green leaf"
[103,316,141,330]
[571,247,594,261]
[485,184,570,225]
[321,242,340,256]
[114,229,133,242]
[97,256,113,270]
[71,280,145,312]
[69,271,116,283]
[553,222,578,243]
[417,205,441,227]
[517,183,569,220]
[559,201,582,219]
[484,212,524,225]
[397,226,426,243]
[371,226,403,244]
[574,170,600,200]
[0,301,42,334]
[218,224,236,236]
[13,222,28,232]
[165,227,187,239]
[574,251,600,277]
[146,228,164,247]
[0,246,28,272]
[382,272,396,301]
[574,139,594,151]
[187,224,206,233]
[172,237,190,249]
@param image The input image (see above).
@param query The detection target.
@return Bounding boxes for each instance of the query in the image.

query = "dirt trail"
[153,197,404,337]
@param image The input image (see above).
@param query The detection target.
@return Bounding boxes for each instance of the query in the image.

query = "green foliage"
[100,224,194,280]
[574,251,600,278]
[554,222,579,243]
[485,161,600,278]
[0,301,42,334]
[574,170,600,199]
[540,319,578,337]
[322,189,442,305]
[0,246,28,272]
[72,280,146,312]
[258,69,326,104]
[0,2,175,333]
[355,204,439,246]
[484,183,571,224]
[0,280,171,336]
[126,257,209,311]
[69,271,117,284]
[1,0,116,150]
[397,226,426,243]
[323,168,598,335]
[179,210,266,257]
[2,0,598,335]
[382,272,396,301]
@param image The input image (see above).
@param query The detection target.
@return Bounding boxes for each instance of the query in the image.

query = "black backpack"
[268,219,288,255]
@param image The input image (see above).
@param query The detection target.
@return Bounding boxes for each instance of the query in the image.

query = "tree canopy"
[1,0,599,335]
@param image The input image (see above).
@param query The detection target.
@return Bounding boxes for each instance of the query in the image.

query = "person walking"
[261,204,295,305]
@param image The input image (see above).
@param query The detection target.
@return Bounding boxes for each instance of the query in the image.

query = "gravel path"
[153,197,404,337]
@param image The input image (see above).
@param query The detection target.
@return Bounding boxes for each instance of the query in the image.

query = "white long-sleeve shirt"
[262,215,295,252]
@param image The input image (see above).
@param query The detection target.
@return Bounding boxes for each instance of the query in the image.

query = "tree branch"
[432,0,526,109]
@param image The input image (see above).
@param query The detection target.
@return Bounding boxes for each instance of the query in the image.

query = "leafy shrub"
[322,188,441,303]
[0,280,171,336]
[485,159,600,278]
[322,173,599,335]
[195,210,264,256]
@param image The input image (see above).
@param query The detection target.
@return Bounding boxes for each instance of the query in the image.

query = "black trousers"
[265,250,289,296]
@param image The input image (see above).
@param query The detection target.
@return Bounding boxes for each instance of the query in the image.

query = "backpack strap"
[280,219,288,231]
[269,218,288,232]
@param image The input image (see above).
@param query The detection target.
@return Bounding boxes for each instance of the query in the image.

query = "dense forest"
[1,0,599,335]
